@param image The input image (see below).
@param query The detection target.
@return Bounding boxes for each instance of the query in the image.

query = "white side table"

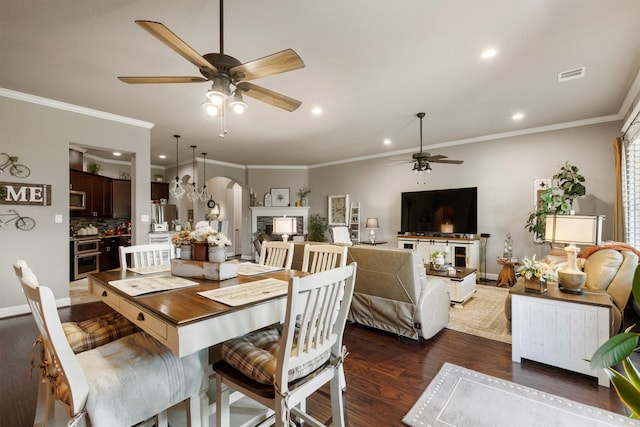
[510,281,612,387]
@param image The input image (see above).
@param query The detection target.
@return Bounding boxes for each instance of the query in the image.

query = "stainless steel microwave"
[69,190,86,210]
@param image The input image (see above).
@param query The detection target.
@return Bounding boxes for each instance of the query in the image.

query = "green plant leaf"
[632,265,640,307]
[606,367,640,417]
[623,358,640,391]
[591,333,639,369]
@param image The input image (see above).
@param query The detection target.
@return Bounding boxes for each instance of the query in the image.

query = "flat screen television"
[401,187,477,236]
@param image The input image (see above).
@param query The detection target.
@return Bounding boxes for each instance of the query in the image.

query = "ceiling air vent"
[558,67,586,83]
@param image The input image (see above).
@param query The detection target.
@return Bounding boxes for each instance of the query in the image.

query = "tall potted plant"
[308,214,328,242]
[525,162,586,241]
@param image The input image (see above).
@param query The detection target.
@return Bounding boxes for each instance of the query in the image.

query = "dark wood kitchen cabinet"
[99,237,120,271]
[70,170,112,218]
[91,175,112,218]
[151,182,169,202]
[112,179,131,219]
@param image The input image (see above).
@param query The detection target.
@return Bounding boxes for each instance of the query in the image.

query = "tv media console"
[397,236,480,272]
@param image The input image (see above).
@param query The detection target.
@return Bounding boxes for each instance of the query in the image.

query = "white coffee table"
[426,267,477,306]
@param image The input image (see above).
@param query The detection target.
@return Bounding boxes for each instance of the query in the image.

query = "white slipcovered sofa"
[345,245,450,340]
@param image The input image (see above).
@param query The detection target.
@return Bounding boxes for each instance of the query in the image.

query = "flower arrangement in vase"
[516,254,557,292]
[172,222,233,262]
[207,230,232,262]
[431,250,446,271]
[186,221,231,262]
[296,185,311,206]
[171,230,193,260]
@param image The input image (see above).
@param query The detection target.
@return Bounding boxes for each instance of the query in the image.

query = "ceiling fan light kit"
[388,112,464,184]
[118,0,304,138]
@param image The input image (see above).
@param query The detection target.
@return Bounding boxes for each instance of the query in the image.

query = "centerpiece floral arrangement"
[515,254,557,282]
[171,230,192,247]
[171,222,232,249]
[191,221,231,247]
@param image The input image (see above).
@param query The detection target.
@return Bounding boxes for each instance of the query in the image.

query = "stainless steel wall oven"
[71,238,100,280]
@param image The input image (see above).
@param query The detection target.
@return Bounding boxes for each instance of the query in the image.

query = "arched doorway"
[205,176,244,257]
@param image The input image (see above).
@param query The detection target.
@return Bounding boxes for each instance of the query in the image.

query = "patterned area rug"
[446,284,511,344]
[403,363,634,427]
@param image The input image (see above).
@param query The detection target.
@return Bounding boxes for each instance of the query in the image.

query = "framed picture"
[328,194,349,225]
[533,179,551,209]
[271,188,290,207]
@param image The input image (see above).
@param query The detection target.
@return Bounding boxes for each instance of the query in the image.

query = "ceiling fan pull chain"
[218,103,228,138]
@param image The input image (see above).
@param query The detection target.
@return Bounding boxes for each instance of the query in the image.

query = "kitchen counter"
[70,233,132,241]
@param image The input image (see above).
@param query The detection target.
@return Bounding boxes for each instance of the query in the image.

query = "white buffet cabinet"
[398,236,480,271]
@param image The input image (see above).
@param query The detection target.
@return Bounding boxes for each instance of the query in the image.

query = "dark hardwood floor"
[1,301,630,427]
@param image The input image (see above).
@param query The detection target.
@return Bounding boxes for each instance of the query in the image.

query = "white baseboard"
[0,297,71,319]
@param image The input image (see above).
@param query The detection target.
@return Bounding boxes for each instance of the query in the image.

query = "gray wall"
[0,93,151,315]
[306,121,620,276]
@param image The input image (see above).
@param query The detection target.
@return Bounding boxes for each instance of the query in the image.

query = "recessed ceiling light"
[158,154,167,159]
[383,138,392,145]
[113,152,122,156]
[512,112,525,120]
[481,48,498,59]
[311,107,323,116]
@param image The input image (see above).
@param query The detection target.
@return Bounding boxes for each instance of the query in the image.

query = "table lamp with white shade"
[273,216,296,242]
[544,214,604,294]
[365,217,380,243]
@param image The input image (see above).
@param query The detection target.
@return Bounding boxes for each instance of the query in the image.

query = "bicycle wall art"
[0,153,30,178]
[0,209,36,231]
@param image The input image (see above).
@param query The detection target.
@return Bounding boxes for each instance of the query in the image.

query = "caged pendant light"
[169,135,186,199]
[187,145,202,203]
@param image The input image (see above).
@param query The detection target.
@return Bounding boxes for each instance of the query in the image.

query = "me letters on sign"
[0,182,52,206]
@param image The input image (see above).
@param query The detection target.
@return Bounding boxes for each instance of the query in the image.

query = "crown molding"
[0,87,154,129]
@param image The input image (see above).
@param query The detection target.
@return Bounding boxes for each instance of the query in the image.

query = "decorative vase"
[209,246,226,262]
[180,245,192,260]
[524,277,547,293]
[432,254,444,271]
[193,243,208,261]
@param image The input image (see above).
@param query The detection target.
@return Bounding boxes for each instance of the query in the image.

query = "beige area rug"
[446,284,511,344]
[69,278,100,304]
[403,363,635,427]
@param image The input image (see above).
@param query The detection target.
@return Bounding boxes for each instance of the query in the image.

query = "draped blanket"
[75,332,203,427]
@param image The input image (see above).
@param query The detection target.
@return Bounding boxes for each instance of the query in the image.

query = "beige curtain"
[612,137,625,242]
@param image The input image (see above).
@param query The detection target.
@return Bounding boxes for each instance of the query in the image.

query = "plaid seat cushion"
[221,326,330,385]
[62,312,138,353]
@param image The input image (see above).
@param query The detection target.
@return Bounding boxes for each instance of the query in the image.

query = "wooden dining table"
[88,267,306,358]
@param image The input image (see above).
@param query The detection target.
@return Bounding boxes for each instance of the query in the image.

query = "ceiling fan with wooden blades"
[388,112,463,181]
[118,0,304,115]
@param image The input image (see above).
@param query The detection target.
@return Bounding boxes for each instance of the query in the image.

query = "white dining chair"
[301,244,348,273]
[119,243,173,269]
[14,260,137,353]
[258,241,295,269]
[18,270,204,427]
[330,226,353,246]
[213,263,357,427]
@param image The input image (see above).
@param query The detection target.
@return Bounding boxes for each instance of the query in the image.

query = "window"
[624,134,640,247]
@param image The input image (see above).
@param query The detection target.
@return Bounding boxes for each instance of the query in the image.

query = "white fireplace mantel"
[250,206,310,235]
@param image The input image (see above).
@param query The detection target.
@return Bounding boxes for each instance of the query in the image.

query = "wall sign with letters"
[0,182,52,206]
